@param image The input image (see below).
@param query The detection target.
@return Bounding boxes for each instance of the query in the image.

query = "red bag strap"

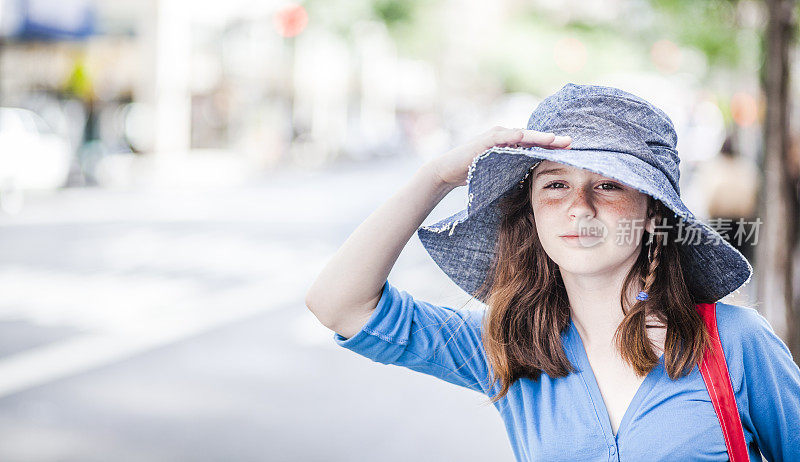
[695,302,749,461]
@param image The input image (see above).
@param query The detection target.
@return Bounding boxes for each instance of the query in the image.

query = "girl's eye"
[543,182,622,190]
[599,182,622,190]
[543,182,566,189]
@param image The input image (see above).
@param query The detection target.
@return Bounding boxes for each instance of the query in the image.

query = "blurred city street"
[0,0,788,460]
[0,155,513,461]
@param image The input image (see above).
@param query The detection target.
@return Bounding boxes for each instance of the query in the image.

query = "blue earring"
[636,291,649,301]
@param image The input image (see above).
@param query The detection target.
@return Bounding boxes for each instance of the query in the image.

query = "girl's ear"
[644,198,660,234]
[645,215,658,234]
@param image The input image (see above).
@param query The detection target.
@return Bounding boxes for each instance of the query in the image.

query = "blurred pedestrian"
[696,135,761,263]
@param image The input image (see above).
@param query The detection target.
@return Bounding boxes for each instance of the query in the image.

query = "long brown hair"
[476,169,712,404]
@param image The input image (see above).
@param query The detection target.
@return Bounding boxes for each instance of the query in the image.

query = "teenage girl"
[306,117,800,461]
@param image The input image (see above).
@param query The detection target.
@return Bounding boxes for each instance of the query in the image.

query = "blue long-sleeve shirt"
[333,280,800,461]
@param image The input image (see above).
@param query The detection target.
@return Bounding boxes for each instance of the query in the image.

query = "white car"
[0,107,73,212]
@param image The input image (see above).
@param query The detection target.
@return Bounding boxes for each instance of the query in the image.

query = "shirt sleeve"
[721,304,800,462]
[333,280,494,395]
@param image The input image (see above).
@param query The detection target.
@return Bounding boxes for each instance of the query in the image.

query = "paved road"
[0,156,513,462]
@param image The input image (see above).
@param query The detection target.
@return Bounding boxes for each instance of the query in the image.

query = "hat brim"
[417,145,753,304]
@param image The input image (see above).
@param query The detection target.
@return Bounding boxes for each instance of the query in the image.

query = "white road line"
[0,280,305,399]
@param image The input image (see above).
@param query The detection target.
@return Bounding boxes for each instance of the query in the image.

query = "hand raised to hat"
[427,126,572,187]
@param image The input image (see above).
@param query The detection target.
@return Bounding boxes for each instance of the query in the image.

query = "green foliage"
[371,0,414,26]
[374,0,441,59]
[647,0,744,68]
[477,12,648,94]
[300,0,770,95]
[301,0,435,56]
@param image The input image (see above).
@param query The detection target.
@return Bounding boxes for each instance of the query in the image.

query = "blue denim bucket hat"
[417,83,753,304]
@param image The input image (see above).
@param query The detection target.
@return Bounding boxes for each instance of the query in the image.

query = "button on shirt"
[333,281,800,461]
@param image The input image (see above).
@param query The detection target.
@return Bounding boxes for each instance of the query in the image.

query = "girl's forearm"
[305,162,455,335]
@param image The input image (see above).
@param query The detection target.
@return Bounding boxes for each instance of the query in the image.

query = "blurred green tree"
[649,0,744,67]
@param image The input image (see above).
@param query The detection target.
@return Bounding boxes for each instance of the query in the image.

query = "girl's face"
[529,160,655,277]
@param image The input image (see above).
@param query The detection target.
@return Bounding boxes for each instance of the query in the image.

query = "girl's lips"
[560,234,604,248]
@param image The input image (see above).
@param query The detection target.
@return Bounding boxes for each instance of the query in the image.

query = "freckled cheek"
[530,198,558,222]
[605,197,649,237]
[604,199,642,220]
[531,195,562,210]
[532,194,640,216]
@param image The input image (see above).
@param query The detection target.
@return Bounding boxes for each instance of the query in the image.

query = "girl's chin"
[555,253,637,277]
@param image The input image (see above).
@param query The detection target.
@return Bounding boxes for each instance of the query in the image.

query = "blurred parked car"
[0,107,73,212]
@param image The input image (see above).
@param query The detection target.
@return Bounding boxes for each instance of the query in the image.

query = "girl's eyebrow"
[534,167,570,177]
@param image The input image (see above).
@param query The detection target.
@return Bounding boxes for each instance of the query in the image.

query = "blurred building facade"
[0,0,781,193]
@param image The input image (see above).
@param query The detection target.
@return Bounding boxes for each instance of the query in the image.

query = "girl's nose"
[567,189,596,220]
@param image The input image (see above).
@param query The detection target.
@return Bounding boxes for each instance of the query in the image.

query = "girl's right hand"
[427,126,572,187]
